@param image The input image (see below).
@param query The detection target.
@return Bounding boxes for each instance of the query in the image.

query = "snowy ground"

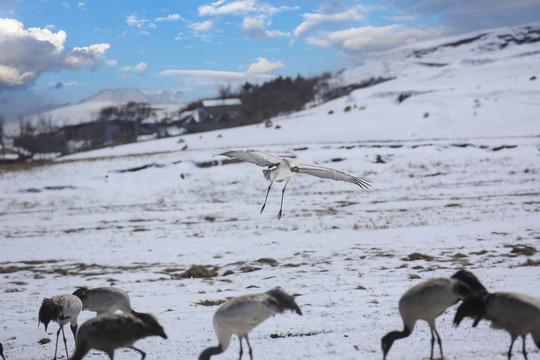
[1,25,540,360]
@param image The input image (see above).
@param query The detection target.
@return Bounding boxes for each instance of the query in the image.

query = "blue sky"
[1,0,539,120]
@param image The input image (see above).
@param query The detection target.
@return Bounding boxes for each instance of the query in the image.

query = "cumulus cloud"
[306,25,443,53]
[190,19,217,32]
[198,0,284,17]
[126,14,148,28]
[0,18,109,89]
[245,57,284,74]
[199,0,256,16]
[294,8,365,38]
[119,62,147,78]
[241,16,288,39]
[155,14,184,22]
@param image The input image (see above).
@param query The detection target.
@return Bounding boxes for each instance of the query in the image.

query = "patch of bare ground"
[175,265,220,279]
[505,244,537,256]
[256,258,279,267]
[38,338,51,345]
[401,253,435,261]
[470,250,489,255]
[516,258,540,267]
[195,299,227,307]
[270,330,331,339]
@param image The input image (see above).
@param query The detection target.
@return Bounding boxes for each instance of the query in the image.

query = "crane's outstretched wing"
[296,163,372,189]
[218,149,283,167]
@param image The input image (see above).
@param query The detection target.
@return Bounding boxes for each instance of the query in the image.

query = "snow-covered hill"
[0,24,539,360]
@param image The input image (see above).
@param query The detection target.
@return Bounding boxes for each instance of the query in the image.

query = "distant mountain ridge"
[83,88,183,105]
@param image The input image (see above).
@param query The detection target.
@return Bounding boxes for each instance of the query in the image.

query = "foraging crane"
[38,294,83,360]
[218,149,372,219]
[454,291,540,360]
[70,312,167,360]
[381,270,486,360]
[0,341,5,360]
[73,286,140,316]
[199,288,302,360]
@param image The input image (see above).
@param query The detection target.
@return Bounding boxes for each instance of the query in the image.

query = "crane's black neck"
[199,344,223,360]
[381,326,411,359]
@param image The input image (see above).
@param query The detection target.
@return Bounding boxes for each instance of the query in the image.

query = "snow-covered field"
[1,25,539,360]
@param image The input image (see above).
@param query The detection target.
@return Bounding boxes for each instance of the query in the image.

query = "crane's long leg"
[128,346,147,360]
[433,327,443,360]
[245,336,253,360]
[260,182,273,214]
[53,326,62,360]
[521,336,527,360]
[277,183,287,220]
[62,326,69,360]
[429,327,435,360]
[508,336,516,360]
[238,337,244,360]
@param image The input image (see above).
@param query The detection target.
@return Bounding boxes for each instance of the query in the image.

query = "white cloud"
[245,57,284,74]
[119,62,147,78]
[190,19,217,32]
[104,59,118,67]
[64,44,110,70]
[199,0,256,16]
[241,16,288,39]
[198,0,283,17]
[306,25,443,53]
[126,14,148,28]
[160,57,283,85]
[155,14,184,22]
[294,8,364,38]
[0,18,109,88]
[63,80,82,86]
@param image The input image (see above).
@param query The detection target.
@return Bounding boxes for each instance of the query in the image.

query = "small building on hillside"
[183,98,243,133]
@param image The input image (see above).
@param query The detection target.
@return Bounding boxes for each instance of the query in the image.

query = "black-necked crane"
[38,294,82,360]
[218,149,372,219]
[72,286,140,316]
[381,270,486,360]
[0,341,5,360]
[199,288,302,360]
[454,291,540,360]
[70,312,167,360]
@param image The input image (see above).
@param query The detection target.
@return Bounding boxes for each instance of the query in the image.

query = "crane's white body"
[482,292,540,342]
[38,294,83,360]
[71,312,167,360]
[456,292,540,359]
[74,286,133,315]
[200,288,302,360]
[214,292,282,351]
[382,270,484,360]
[218,149,371,219]
[399,278,465,331]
